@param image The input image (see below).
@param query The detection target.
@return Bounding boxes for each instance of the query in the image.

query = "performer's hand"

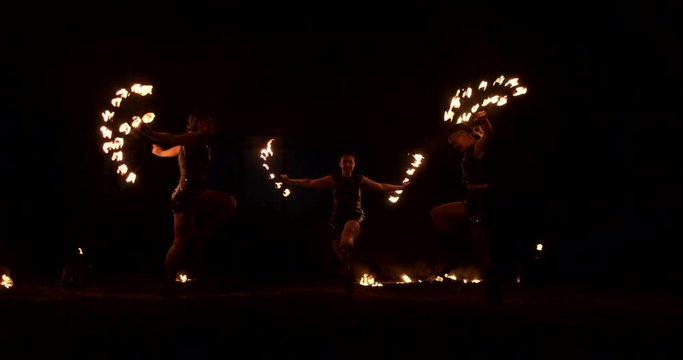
[151,144,163,156]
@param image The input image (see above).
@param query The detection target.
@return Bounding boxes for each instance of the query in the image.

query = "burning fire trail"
[389,153,424,203]
[443,75,528,126]
[100,83,155,185]
[259,138,291,197]
[1,274,13,289]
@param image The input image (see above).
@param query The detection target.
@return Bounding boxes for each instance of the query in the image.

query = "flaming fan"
[259,138,291,197]
[388,153,424,203]
[99,83,155,185]
[443,75,527,126]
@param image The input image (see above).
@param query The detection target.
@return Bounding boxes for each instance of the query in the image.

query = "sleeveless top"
[177,131,211,192]
[331,173,364,221]
[461,143,490,185]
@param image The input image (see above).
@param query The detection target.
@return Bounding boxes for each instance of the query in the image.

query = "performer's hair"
[187,110,213,131]
[447,122,473,135]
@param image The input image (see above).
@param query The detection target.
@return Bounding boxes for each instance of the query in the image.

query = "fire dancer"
[429,110,502,303]
[281,153,407,286]
[135,111,237,296]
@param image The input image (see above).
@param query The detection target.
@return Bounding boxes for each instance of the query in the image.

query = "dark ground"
[1,272,682,359]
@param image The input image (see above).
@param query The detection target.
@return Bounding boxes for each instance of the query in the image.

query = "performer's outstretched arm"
[135,124,198,147]
[151,144,181,157]
[281,174,333,189]
[361,176,406,192]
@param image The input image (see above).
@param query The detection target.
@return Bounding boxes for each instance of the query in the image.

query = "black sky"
[2,2,681,284]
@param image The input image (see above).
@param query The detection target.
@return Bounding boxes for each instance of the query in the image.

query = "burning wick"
[389,153,423,203]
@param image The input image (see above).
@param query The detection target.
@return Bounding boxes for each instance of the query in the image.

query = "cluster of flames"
[100,84,155,184]
[359,243,543,287]
[259,138,291,197]
[388,153,424,203]
[359,272,481,287]
[443,75,527,125]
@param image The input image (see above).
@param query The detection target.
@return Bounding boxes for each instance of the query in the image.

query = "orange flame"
[1,274,13,289]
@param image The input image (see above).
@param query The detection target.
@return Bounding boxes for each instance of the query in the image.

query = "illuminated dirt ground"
[1,274,681,358]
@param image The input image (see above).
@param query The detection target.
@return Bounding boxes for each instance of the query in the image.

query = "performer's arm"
[136,124,198,147]
[151,144,181,157]
[361,176,406,192]
[281,175,333,189]
[473,110,493,158]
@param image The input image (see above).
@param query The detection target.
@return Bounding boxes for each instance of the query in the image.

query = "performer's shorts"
[171,185,201,214]
[329,213,365,239]
[465,187,491,226]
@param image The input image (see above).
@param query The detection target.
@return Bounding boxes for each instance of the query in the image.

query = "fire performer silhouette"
[134,111,237,297]
[430,110,502,303]
[281,152,407,291]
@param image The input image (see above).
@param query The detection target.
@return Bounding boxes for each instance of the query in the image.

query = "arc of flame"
[389,154,424,203]
[102,83,156,186]
[259,138,291,197]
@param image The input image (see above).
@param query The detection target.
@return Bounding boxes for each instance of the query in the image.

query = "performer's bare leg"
[430,202,469,272]
[190,190,237,277]
[164,212,195,286]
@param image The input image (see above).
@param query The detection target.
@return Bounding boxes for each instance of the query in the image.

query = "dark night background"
[1,2,682,356]
[1,1,681,288]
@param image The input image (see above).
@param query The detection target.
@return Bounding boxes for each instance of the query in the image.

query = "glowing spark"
[275,182,282,189]
[117,164,128,175]
[111,97,122,107]
[402,178,410,184]
[260,139,274,160]
[394,190,403,194]
[444,109,454,122]
[478,81,488,91]
[283,189,291,197]
[100,126,112,139]
[263,164,270,170]
[494,75,505,86]
[115,88,130,98]
[131,84,153,95]
[450,96,461,109]
[497,96,508,106]
[536,243,543,251]
[111,151,123,162]
[78,247,84,255]
[142,112,155,123]
[406,168,415,176]
[102,110,115,122]
[113,137,124,148]
[471,104,480,113]
[388,196,399,203]
[400,274,412,283]
[513,87,528,96]
[269,173,275,179]
[119,123,131,135]
[465,87,473,98]
[504,78,519,87]
[126,172,136,183]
